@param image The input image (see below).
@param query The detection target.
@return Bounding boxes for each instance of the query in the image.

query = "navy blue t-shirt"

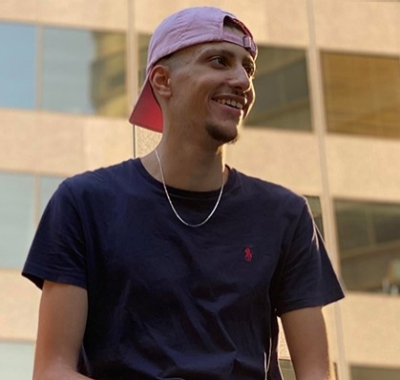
[23,158,344,380]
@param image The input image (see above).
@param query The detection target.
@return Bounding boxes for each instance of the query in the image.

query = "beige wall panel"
[134,127,161,157]
[82,119,133,171]
[33,113,86,175]
[0,110,133,176]
[0,0,38,23]
[264,0,309,47]
[314,0,400,54]
[0,110,85,175]
[0,270,40,341]
[0,0,127,29]
[37,0,127,30]
[342,293,400,367]
[0,110,41,173]
[277,321,290,359]
[327,136,400,202]
[225,129,322,196]
[134,0,269,39]
[133,0,181,33]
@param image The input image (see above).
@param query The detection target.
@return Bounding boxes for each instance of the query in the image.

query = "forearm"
[34,283,90,380]
[293,351,332,380]
[282,307,334,380]
[34,365,93,380]
[294,367,332,380]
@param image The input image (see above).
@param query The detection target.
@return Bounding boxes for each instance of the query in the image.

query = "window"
[0,22,128,117]
[0,173,36,269]
[305,196,324,237]
[0,23,36,109]
[279,359,295,379]
[351,365,400,380]
[335,199,400,293]
[0,341,34,379]
[321,52,400,139]
[0,172,64,269]
[42,27,127,117]
[245,47,312,131]
[39,176,64,215]
[138,34,151,87]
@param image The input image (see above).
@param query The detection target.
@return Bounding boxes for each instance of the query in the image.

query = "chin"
[205,122,239,144]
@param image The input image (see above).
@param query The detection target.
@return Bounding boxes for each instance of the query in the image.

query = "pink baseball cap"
[129,7,258,132]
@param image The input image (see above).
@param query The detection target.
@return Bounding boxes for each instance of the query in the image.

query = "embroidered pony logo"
[244,246,253,262]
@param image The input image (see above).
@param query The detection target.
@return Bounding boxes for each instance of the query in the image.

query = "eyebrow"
[200,47,256,66]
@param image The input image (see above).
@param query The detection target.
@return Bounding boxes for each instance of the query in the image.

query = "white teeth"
[216,99,244,110]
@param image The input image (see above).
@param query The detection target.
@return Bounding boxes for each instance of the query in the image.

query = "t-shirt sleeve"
[22,181,87,290]
[274,199,345,316]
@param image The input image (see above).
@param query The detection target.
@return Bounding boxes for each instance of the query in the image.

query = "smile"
[215,98,244,110]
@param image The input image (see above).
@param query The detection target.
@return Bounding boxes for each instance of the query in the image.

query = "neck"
[153,148,226,228]
[141,141,228,192]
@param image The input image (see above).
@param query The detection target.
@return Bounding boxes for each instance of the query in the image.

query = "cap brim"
[129,78,163,132]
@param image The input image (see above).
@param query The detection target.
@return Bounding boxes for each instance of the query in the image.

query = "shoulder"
[45,159,140,214]
[233,169,308,213]
[62,159,137,197]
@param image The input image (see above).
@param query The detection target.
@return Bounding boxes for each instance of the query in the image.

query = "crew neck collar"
[133,157,236,198]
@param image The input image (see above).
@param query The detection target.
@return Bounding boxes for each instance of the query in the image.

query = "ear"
[149,64,172,99]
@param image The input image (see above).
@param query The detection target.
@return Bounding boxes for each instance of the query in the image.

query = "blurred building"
[0,1,399,379]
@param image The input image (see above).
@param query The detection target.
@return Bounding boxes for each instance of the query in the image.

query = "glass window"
[0,173,36,269]
[138,34,151,87]
[0,23,36,109]
[39,176,64,216]
[0,173,65,269]
[245,47,312,131]
[41,27,127,117]
[351,365,400,380]
[335,199,400,293]
[305,196,324,236]
[0,341,34,379]
[279,359,295,379]
[279,360,339,379]
[321,52,400,139]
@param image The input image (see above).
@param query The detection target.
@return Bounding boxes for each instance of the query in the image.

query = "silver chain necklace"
[155,149,225,228]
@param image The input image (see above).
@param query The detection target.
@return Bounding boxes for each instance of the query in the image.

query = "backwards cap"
[129,7,257,132]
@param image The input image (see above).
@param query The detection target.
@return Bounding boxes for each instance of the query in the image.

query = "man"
[23,6,344,380]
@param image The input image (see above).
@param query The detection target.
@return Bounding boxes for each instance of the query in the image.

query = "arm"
[33,281,92,380]
[281,306,333,380]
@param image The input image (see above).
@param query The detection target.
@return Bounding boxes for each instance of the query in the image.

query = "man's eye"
[212,56,226,65]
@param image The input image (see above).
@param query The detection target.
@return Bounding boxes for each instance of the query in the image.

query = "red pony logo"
[244,247,253,262]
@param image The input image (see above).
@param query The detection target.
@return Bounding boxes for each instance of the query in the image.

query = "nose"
[227,66,254,110]
[229,64,253,95]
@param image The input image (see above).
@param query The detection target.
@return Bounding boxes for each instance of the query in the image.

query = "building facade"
[0,0,399,379]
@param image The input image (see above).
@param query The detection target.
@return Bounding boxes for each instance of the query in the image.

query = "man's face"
[165,32,256,144]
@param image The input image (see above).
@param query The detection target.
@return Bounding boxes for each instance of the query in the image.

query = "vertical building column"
[127,0,138,158]
[305,1,350,379]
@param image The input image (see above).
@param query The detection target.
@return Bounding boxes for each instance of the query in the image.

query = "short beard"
[205,122,239,145]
